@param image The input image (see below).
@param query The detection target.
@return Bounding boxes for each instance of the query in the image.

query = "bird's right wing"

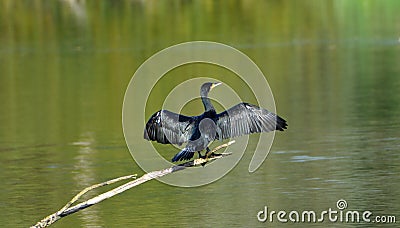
[216,103,287,140]
[144,110,196,145]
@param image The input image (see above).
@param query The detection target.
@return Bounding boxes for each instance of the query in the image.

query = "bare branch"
[31,140,235,228]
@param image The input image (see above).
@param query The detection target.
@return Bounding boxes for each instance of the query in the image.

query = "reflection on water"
[72,133,103,227]
[289,154,345,163]
[0,1,400,227]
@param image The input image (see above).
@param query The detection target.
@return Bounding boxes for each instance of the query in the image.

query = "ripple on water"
[290,155,346,163]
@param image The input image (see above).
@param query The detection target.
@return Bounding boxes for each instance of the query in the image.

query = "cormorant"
[144,82,287,162]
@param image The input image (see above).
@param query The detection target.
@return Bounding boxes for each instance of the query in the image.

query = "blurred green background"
[1,0,399,227]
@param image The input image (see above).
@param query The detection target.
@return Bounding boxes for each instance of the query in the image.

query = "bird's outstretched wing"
[144,110,196,145]
[216,103,287,140]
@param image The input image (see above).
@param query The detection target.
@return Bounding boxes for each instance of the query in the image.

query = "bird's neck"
[201,95,215,113]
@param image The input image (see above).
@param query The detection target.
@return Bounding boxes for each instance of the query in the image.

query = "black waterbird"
[144,82,287,162]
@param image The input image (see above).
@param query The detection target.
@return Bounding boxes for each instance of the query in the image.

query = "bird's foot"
[198,151,213,166]
[198,152,206,159]
[196,152,206,166]
[205,152,222,160]
[211,152,223,158]
[198,148,223,166]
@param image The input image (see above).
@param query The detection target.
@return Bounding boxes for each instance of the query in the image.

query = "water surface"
[1,1,399,227]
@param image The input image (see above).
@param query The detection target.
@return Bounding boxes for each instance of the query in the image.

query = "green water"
[1,1,400,227]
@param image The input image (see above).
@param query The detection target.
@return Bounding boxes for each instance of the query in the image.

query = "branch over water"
[31,140,235,228]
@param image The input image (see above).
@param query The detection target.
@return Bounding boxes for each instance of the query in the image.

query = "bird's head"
[201,82,222,96]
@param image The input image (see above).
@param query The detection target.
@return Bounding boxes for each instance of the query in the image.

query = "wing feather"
[144,110,196,145]
[216,103,287,140]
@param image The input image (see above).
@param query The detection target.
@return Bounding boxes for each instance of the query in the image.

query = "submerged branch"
[31,140,235,228]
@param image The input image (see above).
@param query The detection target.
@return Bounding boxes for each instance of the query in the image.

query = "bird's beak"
[211,82,222,90]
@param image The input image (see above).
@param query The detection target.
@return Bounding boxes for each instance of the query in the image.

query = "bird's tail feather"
[172,148,195,162]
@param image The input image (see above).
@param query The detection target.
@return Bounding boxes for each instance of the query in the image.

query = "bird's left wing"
[144,110,196,145]
[216,103,287,140]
